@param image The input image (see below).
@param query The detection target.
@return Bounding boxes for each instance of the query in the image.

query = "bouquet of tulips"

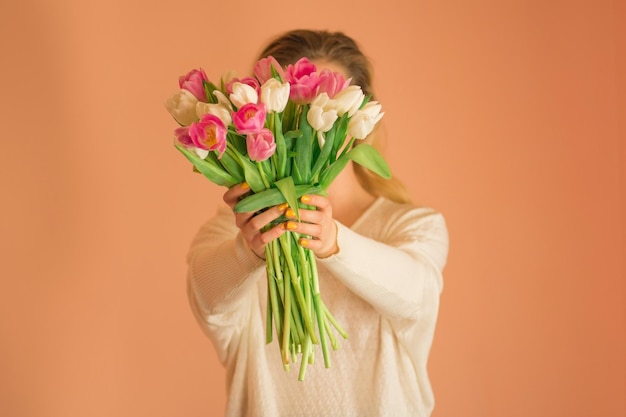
[165,56,390,380]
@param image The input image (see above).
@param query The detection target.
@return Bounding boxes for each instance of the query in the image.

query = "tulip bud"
[196,102,232,126]
[247,128,276,161]
[307,93,338,132]
[164,89,199,126]
[347,101,384,139]
[230,82,258,108]
[188,114,228,158]
[232,103,267,134]
[179,68,209,101]
[332,85,365,117]
[260,78,290,113]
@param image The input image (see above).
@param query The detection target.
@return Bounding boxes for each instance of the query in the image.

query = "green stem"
[281,260,291,365]
[265,289,272,344]
[266,244,283,343]
[323,314,339,350]
[309,244,321,294]
[307,251,330,366]
[338,136,357,160]
[298,335,312,381]
[268,111,275,132]
[324,303,348,339]
[297,243,312,316]
[256,161,271,189]
[264,245,273,344]
[288,279,305,344]
[313,292,331,368]
[278,234,318,344]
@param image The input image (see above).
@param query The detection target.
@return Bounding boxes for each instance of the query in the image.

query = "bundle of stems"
[264,228,348,381]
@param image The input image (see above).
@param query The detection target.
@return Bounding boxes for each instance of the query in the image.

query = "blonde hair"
[258,29,411,204]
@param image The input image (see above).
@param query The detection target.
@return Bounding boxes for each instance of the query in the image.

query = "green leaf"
[284,130,302,141]
[175,144,237,187]
[228,131,247,155]
[273,177,299,219]
[346,144,391,179]
[219,149,244,181]
[310,129,335,182]
[260,159,274,183]
[202,80,220,104]
[332,114,350,161]
[239,155,267,193]
[273,114,288,178]
[234,184,323,213]
[227,145,266,192]
[298,106,313,138]
[318,156,350,190]
[293,107,313,184]
[270,63,284,82]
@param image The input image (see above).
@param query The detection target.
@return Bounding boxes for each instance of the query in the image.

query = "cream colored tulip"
[213,90,233,110]
[260,78,290,112]
[307,93,338,133]
[331,85,365,117]
[196,102,232,126]
[347,101,384,139]
[164,89,198,126]
[229,82,258,108]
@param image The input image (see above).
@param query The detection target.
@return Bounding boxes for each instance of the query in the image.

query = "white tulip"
[213,90,233,110]
[331,85,365,117]
[194,148,209,159]
[196,102,232,126]
[229,82,258,108]
[347,101,384,139]
[164,89,198,126]
[260,78,290,112]
[307,93,338,132]
[359,100,383,119]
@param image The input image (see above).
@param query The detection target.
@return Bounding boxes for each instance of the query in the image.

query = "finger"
[223,182,251,209]
[249,223,285,254]
[245,203,289,232]
[300,194,331,213]
[297,236,319,251]
[285,206,325,225]
[240,205,287,258]
[297,235,338,258]
[233,211,254,230]
[281,221,322,240]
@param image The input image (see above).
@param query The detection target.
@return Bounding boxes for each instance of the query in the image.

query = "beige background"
[1,0,624,416]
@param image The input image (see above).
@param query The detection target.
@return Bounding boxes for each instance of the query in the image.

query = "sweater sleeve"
[317,205,448,321]
[186,205,266,317]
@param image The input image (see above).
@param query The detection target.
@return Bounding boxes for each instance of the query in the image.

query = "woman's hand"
[283,194,339,259]
[224,184,339,259]
[223,183,287,259]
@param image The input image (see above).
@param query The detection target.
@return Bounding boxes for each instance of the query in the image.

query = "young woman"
[186,29,449,417]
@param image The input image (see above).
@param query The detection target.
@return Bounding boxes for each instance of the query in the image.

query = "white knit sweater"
[187,197,449,417]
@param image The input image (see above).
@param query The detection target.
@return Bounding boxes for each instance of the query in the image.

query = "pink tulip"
[226,76,260,96]
[286,57,317,81]
[179,68,209,102]
[254,56,286,83]
[285,58,320,104]
[232,103,267,134]
[174,126,193,147]
[317,69,351,98]
[188,114,227,158]
[247,128,276,162]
